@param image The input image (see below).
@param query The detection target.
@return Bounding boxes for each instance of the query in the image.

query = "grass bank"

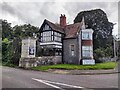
[31,62,117,71]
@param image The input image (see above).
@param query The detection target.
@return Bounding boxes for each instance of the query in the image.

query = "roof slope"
[64,23,81,39]
[40,19,82,39]
[45,19,64,34]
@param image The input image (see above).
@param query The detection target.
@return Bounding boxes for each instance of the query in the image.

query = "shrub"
[2,38,13,64]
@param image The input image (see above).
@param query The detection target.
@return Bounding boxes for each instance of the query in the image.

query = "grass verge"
[31,62,117,71]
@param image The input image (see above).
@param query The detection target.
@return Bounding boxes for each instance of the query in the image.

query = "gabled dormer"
[39,19,65,43]
[39,20,52,32]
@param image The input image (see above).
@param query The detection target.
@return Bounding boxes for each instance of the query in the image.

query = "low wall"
[19,56,62,68]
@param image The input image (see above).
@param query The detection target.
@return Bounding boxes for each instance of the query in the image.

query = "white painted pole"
[113,37,116,58]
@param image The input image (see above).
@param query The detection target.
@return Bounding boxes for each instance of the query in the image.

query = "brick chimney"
[60,14,66,27]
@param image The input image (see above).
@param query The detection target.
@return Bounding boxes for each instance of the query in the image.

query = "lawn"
[31,62,117,71]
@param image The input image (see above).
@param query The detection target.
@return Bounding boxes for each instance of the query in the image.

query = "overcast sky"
[0,0,119,35]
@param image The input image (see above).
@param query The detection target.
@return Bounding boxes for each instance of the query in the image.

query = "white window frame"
[82,46,93,57]
[82,32,92,40]
[54,32,62,42]
[42,31,52,42]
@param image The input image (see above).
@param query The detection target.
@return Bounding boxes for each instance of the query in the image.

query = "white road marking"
[32,78,64,90]
[32,78,84,89]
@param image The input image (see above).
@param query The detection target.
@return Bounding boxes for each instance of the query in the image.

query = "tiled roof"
[45,19,64,34]
[64,23,82,39]
[41,19,82,39]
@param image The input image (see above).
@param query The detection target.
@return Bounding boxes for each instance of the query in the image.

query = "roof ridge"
[65,22,81,27]
[44,19,64,33]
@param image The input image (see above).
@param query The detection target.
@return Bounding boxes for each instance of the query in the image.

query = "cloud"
[1,1,118,35]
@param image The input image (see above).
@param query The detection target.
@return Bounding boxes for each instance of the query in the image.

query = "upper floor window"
[54,32,61,37]
[41,31,52,42]
[54,32,62,42]
[82,32,92,40]
[43,24,51,31]
[40,31,62,42]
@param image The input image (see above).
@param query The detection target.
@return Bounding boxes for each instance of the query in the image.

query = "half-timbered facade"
[39,19,64,56]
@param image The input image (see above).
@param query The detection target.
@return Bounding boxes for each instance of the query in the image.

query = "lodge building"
[38,14,95,65]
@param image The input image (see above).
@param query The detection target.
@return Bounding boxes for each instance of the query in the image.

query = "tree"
[2,20,13,40]
[13,24,39,38]
[2,20,39,66]
[11,37,21,65]
[2,38,13,64]
[74,9,114,50]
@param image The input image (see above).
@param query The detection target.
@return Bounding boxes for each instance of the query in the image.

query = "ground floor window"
[40,47,62,56]
[70,45,75,56]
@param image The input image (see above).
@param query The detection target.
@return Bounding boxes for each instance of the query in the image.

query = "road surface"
[2,66,119,89]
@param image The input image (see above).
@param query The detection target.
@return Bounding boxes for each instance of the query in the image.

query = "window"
[82,50,90,57]
[41,31,52,42]
[54,36,61,42]
[70,45,75,56]
[82,46,92,57]
[54,32,62,42]
[43,24,51,30]
[82,32,92,40]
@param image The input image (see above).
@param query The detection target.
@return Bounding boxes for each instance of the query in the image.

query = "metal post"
[113,37,116,58]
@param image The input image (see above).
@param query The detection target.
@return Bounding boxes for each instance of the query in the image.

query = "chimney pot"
[60,14,66,27]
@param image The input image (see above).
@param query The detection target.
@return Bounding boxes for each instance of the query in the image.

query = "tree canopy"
[74,9,114,50]
[2,19,39,66]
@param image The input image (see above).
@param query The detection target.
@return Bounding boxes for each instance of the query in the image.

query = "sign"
[82,59,95,65]
[29,47,34,55]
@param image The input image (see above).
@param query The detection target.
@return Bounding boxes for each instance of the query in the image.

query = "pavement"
[47,69,119,75]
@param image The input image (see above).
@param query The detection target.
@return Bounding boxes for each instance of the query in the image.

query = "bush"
[94,47,113,63]
[2,38,13,63]
[94,48,105,63]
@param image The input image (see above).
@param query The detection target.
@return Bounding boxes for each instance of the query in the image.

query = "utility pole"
[113,35,119,62]
[113,37,116,58]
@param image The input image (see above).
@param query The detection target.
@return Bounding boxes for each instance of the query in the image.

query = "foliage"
[11,37,21,65]
[94,46,113,63]
[2,38,13,64]
[2,19,39,66]
[2,20,13,40]
[13,24,39,38]
[74,9,114,61]
[74,9,113,50]
[104,46,113,57]
[31,62,116,71]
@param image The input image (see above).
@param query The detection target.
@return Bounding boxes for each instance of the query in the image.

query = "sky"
[0,0,119,36]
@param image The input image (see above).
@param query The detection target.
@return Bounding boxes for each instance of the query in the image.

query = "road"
[2,66,118,89]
